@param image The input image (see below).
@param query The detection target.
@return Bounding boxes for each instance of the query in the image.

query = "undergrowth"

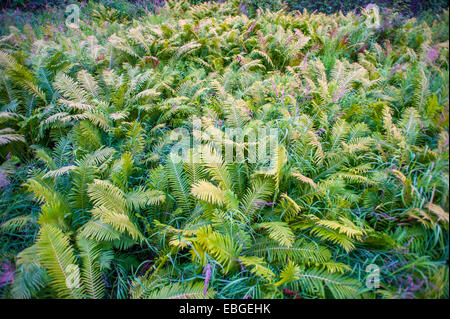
[0,0,448,299]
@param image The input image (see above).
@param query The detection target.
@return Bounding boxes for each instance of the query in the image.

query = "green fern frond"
[250,239,331,264]
[87,179,127,214]
[191,180,225,205]
[125,187,166,210]
[288,267,362,299]
[78,219,121,242]
[36,224,84,299]
[239,255,275,282]
[77,237,105,299]
[0,216,35,233]
[133,282,215,299]
[166,153,192,214]
[255,222,295,248]
[240,179,274,217]
[274,260,300,287]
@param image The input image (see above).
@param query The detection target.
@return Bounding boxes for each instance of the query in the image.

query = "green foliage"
[0,0,448,300]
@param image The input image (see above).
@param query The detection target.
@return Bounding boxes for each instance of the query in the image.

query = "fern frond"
[250,239,331,264]
[87,179,127,214]
[78,219,121,242]
[69,161,98,211]
[291,171,318,189]
[239,255,275,282]
[125,187,166,210]
[166,153,192,214]
[90,206,143,241]
[274,260,300,287]
[193,226,242,273]
[77,70,100,99]
[255,144,287,190]
[288,267,362,299]
[77,237,105,299]
[134,282,215,299]
[0,128,25,145]
[255,222,295,247]
[240,179,274,217]
[0,216,35,233]
[36,224,84,299]
[54,72,88,103]
[191,180,225,205]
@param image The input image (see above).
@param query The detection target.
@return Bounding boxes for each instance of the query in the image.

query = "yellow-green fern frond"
[191,180,225,205]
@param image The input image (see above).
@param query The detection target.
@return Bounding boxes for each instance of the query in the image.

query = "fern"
[36,224,84,299]
[132,282,215,299]
[165,153,192,214]
[287,266,362,299]
[77,237,105,299]
[255,222,295,248]
[1,1,448,300]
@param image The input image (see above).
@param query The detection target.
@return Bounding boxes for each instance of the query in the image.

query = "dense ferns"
[0,0,448,299]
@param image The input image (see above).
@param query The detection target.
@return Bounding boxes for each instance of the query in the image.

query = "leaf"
[36,224,84,299]
[77,237,105,299]
[256,222,295,247]
[191,180,225,205]
[239,256,275,281]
